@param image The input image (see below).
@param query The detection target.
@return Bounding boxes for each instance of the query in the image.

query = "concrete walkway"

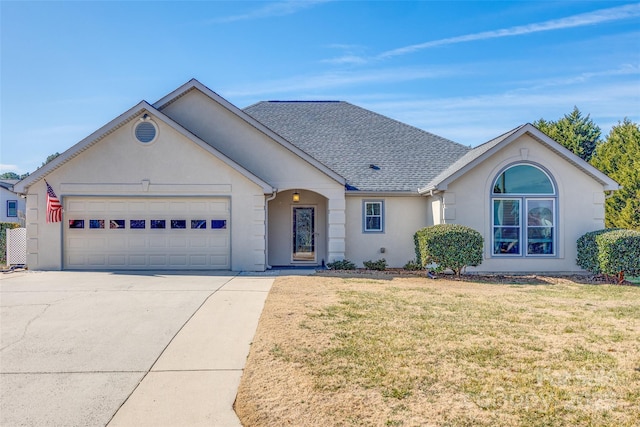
[106,275,274,427]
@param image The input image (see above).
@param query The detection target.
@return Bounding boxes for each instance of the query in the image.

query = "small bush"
[414,224,483,276]
[576,228,620,274]
[577,228,640,282]
[363,259,387,271]
[327,259,356,270]
[403,259,423,271]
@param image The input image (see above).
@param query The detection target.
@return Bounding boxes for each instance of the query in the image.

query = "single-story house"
[14,79,618,272]
[0,180,25,223]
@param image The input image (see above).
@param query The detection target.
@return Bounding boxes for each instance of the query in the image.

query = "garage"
[63,197,230,270]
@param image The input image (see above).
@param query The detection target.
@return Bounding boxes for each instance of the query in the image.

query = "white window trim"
[7,200,18,217]
[490,163,558,258]
[363,200,384,233]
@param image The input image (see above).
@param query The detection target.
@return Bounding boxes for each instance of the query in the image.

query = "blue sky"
[1,1,639,175]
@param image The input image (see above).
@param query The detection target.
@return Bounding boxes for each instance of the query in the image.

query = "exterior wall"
[267,189,328,266]
[345,194,432,268]
[440,135,606,273]
[1,186,25,223]
[23,113,267,271]
[160,90,346,263]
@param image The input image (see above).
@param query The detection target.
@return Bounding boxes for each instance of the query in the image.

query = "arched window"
[491,164,557,257]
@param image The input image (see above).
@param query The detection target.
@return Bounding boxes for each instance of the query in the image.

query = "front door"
[292,206,315,262]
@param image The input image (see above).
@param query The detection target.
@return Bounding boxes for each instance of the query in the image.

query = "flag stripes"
[45,180,63,223]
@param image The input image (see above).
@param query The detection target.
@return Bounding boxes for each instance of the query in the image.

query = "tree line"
[533,108,639,230]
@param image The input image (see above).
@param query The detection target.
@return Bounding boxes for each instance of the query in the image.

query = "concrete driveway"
[0,270,274,427]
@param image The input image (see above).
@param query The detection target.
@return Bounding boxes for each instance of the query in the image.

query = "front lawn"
[235,275,640,427]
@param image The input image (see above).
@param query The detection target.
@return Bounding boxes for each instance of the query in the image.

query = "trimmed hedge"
[577,228,640,282]
[327,259,356,270]
[414,224,483,275]
[1,222,21,265]
[363,258,387,271]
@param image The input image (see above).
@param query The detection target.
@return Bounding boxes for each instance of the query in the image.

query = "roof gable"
[14,101,275,194]
[244,101,471,192]
[154,79,345,185]
[419,123,619,193]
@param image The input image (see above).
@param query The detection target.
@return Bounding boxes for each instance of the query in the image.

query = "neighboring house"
[13,79,618,272]
[0,180,25,224]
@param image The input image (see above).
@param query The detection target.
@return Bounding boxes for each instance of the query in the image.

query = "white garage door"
[63,197,230,270]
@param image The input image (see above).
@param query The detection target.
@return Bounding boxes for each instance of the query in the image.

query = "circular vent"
[134,121,157,143]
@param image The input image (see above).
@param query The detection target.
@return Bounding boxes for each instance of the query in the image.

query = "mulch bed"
[316,268,637,286]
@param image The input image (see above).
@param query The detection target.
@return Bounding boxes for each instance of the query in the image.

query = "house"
[13,79,618,272]
[0,180,25,224]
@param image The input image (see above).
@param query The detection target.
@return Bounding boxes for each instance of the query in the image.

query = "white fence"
[6,227,27,266]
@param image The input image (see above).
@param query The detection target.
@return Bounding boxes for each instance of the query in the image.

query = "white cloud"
[211,0,332,23]
[321,55,368,65]
[225,66,461,98]
[377,3,640,59]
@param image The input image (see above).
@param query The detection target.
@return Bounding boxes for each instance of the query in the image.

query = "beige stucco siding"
[438,134,606,273]
[345,195,432,268]
[24,114,267,271]
[159,90,342,196]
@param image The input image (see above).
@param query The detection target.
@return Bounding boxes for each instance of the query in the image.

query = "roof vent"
[134,120,157,144]
[369,164,380,170]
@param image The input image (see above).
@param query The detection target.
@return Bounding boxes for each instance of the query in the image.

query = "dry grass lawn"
[235,273,640,427]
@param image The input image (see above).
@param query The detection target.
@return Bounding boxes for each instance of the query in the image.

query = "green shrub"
[576,228,620,274]
[327,259,356,270]
[363,259,387,271]
[403,259,423,271]
[0,222,21,265]
[577,228,640,282]
[414,224,483,276]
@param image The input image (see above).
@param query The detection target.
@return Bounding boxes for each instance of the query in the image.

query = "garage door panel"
[108,201,127,212]
[169,237,187,248]
[67,238,86,249]
[64,197,231,270]
[87,255,106,266]
[210,236,228,248]
[67,200,86,212]
[67,254,86,266]
[149,237,165,248]
[190,237,208,248]
[149,255,167,266]
[108,255,127,266]
[129,255,147,266]
[211,255,228,265]
[87,201,106,212]
[87,238,106,250]
[128,237,146,249]
[108,238,126,250]
[129,202,146,212]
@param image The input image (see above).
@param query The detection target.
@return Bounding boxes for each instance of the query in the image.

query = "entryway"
[292,206,315,262]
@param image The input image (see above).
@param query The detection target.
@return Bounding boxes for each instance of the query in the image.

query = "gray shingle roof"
[243,101,471,192]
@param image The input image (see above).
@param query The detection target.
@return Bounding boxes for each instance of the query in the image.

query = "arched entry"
[267,189,328,267]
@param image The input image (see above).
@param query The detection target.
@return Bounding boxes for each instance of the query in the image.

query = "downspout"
[265,190,278,270]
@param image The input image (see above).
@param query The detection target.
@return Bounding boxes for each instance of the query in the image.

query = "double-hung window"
[363,200,384,232]
[492,164,556,257]
[7,200,18,217]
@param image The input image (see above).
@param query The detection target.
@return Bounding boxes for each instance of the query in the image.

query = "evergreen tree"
[591,119,640,230]
[534,106,601,161]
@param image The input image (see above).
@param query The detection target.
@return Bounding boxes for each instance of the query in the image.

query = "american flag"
[45,180,63,223]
